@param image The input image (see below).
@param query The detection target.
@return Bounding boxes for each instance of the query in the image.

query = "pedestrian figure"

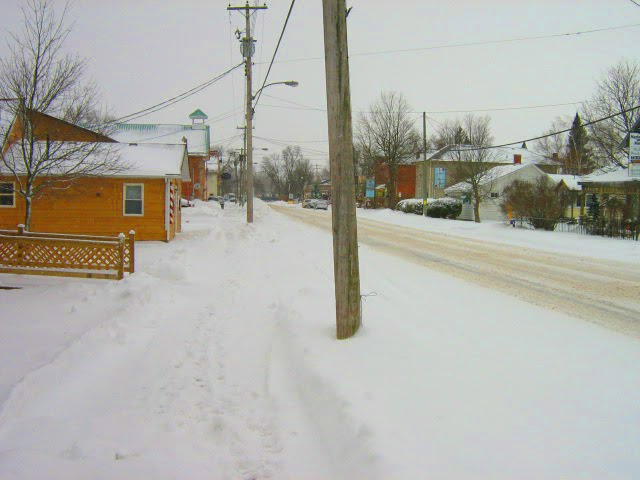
[219,197,225,210]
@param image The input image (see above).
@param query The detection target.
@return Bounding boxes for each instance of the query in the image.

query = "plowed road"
[271,205,640,339]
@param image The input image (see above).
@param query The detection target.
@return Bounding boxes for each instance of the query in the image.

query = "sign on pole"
[630,133,640,178]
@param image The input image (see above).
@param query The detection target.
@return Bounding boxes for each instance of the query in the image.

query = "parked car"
[181,198,194,208]
[207,194,219,201]
[313,199,329,210]
[302,198,314,208]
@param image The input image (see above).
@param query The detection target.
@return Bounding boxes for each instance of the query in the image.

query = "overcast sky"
[1,0,639,165]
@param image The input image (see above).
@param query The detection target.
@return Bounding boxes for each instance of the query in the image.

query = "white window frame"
[0,181,16,208]
[123,183,144,216]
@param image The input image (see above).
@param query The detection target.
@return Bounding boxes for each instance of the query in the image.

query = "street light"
[245,80,299,223]
[252,81,299,103]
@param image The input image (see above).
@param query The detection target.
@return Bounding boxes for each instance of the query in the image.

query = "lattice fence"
[0,226,135,280]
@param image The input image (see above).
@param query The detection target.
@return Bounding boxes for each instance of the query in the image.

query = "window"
[490,192,500,198]
[124,184,143,216]
[434,167,446,188]
[0,182,15,207]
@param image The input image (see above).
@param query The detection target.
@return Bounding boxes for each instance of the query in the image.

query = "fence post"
[117,233,125,280]
[128,230,135,274]
[16,224,25,266]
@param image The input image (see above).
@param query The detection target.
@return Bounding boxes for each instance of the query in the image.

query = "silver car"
[313,199,328,210]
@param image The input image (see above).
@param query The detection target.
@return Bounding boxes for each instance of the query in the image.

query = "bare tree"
[533,116,570,166]
[436,115,494,223]
[261,153,284,197]
[582,59,640,167]
[0,0,122,230]
[282,146,313,200]
[259,146,312,199]
[356,91,420,208]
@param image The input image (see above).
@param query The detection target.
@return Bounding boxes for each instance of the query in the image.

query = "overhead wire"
[447,104,640,152]
[252,0,296,110]
[258,22,640,64]
[229,10,240,126]
[110,63,243,124]
[261,92,590,115]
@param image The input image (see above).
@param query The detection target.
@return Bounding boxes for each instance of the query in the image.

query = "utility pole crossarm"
[227,4,268,12]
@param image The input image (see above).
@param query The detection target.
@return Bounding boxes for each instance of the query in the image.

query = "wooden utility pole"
[322,0,361,339]
[423,112,428,216]
[228,2,267,223]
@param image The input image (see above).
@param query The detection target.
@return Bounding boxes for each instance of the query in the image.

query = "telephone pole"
[422,112,428,216]
[228,2,267,224]
[322,0,361,339]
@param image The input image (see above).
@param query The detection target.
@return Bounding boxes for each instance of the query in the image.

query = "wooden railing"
[0,225,135,280]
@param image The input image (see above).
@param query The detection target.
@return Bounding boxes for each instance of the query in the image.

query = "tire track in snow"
[271,205,640,338]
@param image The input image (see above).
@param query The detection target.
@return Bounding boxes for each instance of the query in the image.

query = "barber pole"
[169,183,175,225]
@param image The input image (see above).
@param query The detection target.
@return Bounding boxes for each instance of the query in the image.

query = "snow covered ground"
[1,200,639,479]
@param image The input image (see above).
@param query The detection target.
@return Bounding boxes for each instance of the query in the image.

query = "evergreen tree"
[566,113,593,174]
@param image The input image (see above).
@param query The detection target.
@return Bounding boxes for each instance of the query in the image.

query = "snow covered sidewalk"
[1,200,639,479]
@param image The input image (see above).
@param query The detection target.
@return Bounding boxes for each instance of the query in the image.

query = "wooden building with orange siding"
[1,143,189,241]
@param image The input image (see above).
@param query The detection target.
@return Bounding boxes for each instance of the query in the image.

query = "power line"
[254,135,329,156]
[259,22,640,64]
[111,63,243,124]
[253,0,296,109]
[261,93,591,115]
[448,104,640,152]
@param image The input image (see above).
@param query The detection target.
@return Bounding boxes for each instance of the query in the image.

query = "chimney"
[552,152,559,163]
[514,154,522,164]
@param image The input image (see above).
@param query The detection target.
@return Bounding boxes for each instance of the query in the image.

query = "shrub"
[395,199,423,215]
[426,197,462,219]
[501,177,569,231]
[395,198,462,219]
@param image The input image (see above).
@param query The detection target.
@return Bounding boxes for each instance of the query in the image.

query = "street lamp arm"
[252,80,299,100]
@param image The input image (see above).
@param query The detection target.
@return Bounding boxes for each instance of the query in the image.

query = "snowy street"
[273,204,640,338]
[1,200,640,479]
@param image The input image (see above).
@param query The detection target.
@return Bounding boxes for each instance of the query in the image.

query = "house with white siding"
[444,163,547,221]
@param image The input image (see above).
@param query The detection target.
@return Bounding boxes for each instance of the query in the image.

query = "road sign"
[630,133,640,178]
[630,133,640,160]
[221,172,232,180]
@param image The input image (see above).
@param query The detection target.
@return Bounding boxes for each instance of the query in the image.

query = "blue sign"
[365,189,375,198]
[366,178,375,189]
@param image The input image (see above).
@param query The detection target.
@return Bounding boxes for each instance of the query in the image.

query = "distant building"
[415,144,557,200]
[445,163,547,222]
[113,109,211,201]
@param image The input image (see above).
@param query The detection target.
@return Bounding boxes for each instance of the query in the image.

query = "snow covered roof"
[113,123,210,156]
[580,165,639,184]
[445,163,540,194]
[118,143,189,179]
[547,174,582,191]
[429,145,550,165]
[3,142,189,179]
[491,146,551,165]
